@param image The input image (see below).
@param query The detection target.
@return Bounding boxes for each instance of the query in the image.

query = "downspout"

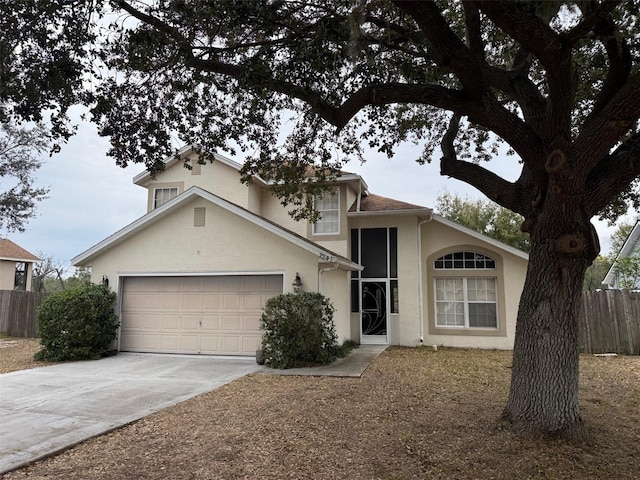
[318,260,340,295]
[417,216,431,344]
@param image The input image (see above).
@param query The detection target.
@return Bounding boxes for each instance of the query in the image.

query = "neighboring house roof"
[348,193,433,218]
[0,239,40,262]
[431,215,530,261]
[603,221,640,286]
[72,186,362,272]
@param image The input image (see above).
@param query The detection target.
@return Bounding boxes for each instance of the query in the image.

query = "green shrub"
[260,292,340,369]
[35,283,119,362]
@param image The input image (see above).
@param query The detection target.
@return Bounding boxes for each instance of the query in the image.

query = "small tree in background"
[0,123,50,232]
[583,255,612,291]
[613,245,640,289]
[260,292,339,369]
[435,191,530,252]
[35,283,119,362]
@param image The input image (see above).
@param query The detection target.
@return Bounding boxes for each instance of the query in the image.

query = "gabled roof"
[0,239,40,262]
[133,145,247,186]
[133,145,369,191]
[72,186,362,271]
[431,215,529,261]
[603,221,640,286]
[348,193,433,218]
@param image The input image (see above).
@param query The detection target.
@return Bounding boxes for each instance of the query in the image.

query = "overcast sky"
[6,110,633,275]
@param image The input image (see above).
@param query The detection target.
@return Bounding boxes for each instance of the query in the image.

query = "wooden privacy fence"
[579,290,640,355]
[0,289,638,355]
[0,290,48,337]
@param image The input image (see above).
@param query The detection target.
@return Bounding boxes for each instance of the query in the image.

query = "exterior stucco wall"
[259,189,308,237]
[144,156,254,211]
[247,183,263,215]
[86,197,354,344]
[0,260,15,290]
[421,220,527,349]
[349,214,423,346]
[320,267,351,342]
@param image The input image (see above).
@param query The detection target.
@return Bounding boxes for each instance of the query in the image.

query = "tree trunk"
[502,189,596,439]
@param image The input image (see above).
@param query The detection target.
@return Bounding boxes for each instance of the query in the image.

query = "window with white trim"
[313,188,339,235]
[153,188,178,208]
[434,251,498,329]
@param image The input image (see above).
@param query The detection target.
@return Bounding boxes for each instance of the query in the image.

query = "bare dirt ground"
[1,337,639,480]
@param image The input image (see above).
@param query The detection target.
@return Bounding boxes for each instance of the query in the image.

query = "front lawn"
[2,346,639,479]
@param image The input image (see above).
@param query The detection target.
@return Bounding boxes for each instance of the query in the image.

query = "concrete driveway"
[0,353,263,474]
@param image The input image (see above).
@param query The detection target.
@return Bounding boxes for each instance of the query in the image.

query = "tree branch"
[586,16,632,120]
[572,72,640,175]
[585,131,640,216]
[392,1,485,98]
[439,114,523,214]
[566,1,622,47]
[478,1,576,146]
[477,1,562,68]
[463,1,484,60]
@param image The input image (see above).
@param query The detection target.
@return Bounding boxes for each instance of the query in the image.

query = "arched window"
[434,251,496,270]
[433,251,498,329]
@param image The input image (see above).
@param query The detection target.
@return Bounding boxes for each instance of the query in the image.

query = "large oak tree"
[3,0,640,438]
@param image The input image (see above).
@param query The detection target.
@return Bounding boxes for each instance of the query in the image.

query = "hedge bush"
[260,292,341,369]
[35,283,119,362]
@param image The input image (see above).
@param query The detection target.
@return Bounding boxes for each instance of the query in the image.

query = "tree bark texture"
[502,169,596,438]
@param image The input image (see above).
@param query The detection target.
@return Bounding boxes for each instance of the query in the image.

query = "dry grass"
[0,337,52,373]
[1,338,639,479]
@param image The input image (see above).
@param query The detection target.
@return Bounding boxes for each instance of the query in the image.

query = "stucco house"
[72,147,528,356]
[0,239,40,292]
[603,221,640,289]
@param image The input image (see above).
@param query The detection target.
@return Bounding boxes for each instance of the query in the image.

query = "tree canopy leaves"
[0,123,49,232]
[435,191,530,252]
[3,1,638,226]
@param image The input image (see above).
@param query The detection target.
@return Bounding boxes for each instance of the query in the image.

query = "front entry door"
[361,281,388,344]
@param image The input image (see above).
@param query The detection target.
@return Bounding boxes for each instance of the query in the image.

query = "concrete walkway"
[264,344,387,377]
[0,345,386,474]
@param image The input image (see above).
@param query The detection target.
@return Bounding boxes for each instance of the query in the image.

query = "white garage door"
[120,275,283,355]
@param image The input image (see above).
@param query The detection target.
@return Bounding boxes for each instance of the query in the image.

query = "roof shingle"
[0,239,40,262]
[349,193,429,213]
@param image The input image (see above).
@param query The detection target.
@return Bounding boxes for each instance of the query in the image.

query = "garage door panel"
[243,275,265,291]
[125,314,157,330]
[243,315,261,331]
[160,335,179,350]
[202,293,221,309]
[180,315,201,331]
[243,294,264,310]
[201,315,220,330]
[265,275,283,291]
[122,333,161,351]
[200,336,220,354]
[242,336,261,354]
[160,314,180,330]
[222,315,241,331]
[201,276,224,289]
[223,294,241,310]
[220,335,242,353]
[161,294,181,309]
[121,275,282,355]
[179,335,200,351]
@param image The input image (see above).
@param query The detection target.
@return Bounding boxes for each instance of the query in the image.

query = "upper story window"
[313,188,340,235]
[153,188,178,209]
